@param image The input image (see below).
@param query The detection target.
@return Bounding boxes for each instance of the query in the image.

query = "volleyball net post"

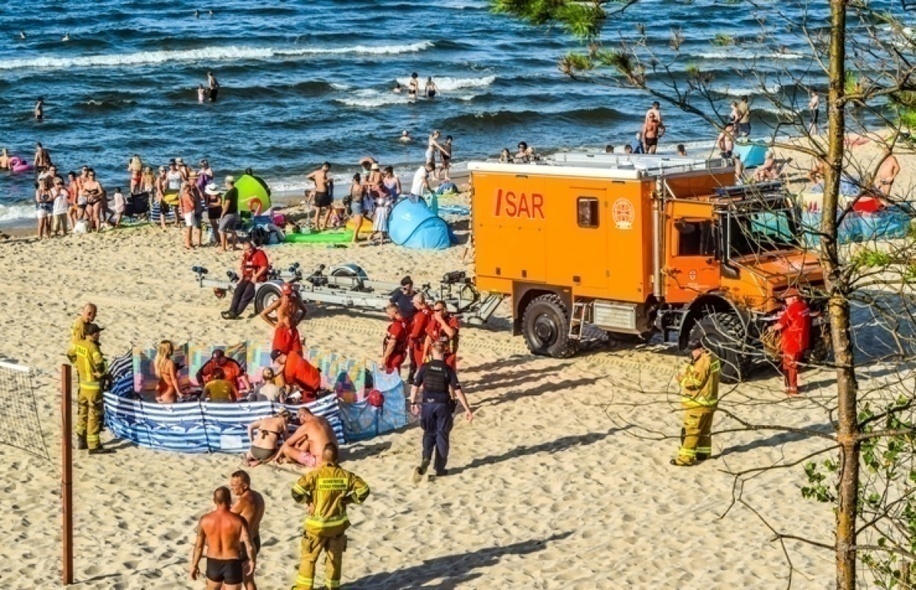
[61,364,73,586]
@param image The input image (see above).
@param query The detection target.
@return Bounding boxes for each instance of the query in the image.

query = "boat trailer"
[191,262,504,325]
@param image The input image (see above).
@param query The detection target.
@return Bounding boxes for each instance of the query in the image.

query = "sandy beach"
[4,137,916,588]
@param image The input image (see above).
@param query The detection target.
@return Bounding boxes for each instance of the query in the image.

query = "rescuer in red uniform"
[768,287,811,396]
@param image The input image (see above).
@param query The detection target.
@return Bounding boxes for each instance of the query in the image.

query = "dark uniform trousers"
[421,399,455,474]
[229,280,256,315]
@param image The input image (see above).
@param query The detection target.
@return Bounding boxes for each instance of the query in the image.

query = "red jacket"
[284,350,321,400]
[778,300,811,355]
[385,318,409,355]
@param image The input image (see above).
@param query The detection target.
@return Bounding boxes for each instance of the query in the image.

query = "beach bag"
[73,219,90,234]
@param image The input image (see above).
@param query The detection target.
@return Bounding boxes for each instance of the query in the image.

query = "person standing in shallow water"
[208,71,220,102]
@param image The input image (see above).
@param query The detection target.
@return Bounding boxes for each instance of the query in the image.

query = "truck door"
[546,186,607,291]
[664,201,720,303]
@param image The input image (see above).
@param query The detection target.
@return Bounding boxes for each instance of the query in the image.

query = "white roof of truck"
[468,152,731,180]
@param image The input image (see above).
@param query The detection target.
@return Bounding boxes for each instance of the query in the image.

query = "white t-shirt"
[411,166,428,196]
[52,188,69,215]
[113,192,125,213]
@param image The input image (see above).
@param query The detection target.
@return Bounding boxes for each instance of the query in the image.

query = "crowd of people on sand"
[69,270,473,588]
[299,129,454,243]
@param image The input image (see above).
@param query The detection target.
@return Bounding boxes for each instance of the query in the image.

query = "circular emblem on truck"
[613,198,634,229]
[688,269,698,280]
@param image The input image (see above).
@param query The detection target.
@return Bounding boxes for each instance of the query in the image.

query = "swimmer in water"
[425,77,438,99]
[61,33,70,42]
[399,130,412,143]
[194,9,200,17]
[407,73,419,103]
[19,31,26,40]
[392,82,402,94]
[34,98,44,121]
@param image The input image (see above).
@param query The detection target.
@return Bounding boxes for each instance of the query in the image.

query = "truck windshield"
[726,208,799,258]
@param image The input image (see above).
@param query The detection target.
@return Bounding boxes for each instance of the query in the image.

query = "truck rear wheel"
[689,312,750,383]
[522,294,578,358]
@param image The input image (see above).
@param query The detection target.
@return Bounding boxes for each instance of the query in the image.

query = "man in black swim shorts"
[190,486,254,590]
[307,161,334,230]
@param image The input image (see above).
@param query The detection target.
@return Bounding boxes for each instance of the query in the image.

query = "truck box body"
[469,158,733,304]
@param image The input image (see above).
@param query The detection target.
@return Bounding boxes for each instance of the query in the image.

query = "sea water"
[0,0,887,224]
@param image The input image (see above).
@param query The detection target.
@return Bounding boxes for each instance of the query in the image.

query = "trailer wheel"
[689,312,750,383]
[522,294,578,358]
[254,283,282,316]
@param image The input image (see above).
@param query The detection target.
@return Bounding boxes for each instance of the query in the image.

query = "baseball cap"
[85,323,104,335]
[687,338,704,350]
[270,349,284,361]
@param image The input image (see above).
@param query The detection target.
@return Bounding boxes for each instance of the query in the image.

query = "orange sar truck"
[467,153,826,381]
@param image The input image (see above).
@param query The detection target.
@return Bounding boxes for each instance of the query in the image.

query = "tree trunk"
[823,1,860,588]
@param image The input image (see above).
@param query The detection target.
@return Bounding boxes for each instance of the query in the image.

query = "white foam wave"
[0,204,36,224]
[697,50,803,60]
[719,84,782,97]
[0,41,435,71]
[396,75,495,91]
[337,90,407,108]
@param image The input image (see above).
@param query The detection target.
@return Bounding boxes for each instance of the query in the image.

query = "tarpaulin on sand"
[800,207,911,247]
[104,343,407,453]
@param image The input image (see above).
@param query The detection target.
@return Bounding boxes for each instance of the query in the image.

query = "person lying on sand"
[277,407,338,468]
[244,409,290,466]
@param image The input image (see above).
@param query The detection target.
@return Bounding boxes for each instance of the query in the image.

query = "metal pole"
[61,364,73,586]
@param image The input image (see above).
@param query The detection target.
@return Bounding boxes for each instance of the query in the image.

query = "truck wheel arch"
[512,284,572,335]
[677,293,749,350]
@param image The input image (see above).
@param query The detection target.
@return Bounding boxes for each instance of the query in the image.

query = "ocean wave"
[442,107,624,130]
[396,75,496,91]
[696,50,804,60]
[0,203,36,224]
[0,41,435,71]
[716,84,782,97]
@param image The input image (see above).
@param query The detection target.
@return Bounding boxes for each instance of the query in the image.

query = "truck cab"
[468,154,826,382]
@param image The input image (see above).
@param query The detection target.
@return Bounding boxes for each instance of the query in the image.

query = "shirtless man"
[716,124,735,159]
[874,153,900,196]
[307,162,333,230]
[190,487,255,590]
[808,157,828,185]
[642,112,664,154]
[244,409,290,466]
[34,142,52,170]
[35,98,44,120]
[426,130,444,167]
[278,407,338,468]
[259,283,307,356]
[753,151,778,182]
[229,471,265,590]
[645,101,663,127]
[0,148,9,170]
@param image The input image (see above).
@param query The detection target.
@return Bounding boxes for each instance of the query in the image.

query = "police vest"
[422,360,451,402]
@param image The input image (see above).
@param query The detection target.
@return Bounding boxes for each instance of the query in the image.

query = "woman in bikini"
[35,177,53,239]
[81,168,105,231]
[127,154,143,194]
[154,340,182,404]
[245,409,290,465]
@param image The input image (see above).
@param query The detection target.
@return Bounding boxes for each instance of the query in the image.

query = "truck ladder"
[569,301,589,341]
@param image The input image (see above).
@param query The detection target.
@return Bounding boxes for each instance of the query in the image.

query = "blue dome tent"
[388,197,455,250]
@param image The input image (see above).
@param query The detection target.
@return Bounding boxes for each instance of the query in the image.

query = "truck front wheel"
[689,312,751,383]
[522,294,578,358]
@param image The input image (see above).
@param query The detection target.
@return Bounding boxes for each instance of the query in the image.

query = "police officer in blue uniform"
[410,343,473,482]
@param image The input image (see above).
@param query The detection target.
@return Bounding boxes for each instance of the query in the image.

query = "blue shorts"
[350,201,363,216]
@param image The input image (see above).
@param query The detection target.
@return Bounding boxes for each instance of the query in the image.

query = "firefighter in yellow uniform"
[68,323,112,454]
[291,442,370,590]
[671,338,720,467]
[69,303,97,350]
